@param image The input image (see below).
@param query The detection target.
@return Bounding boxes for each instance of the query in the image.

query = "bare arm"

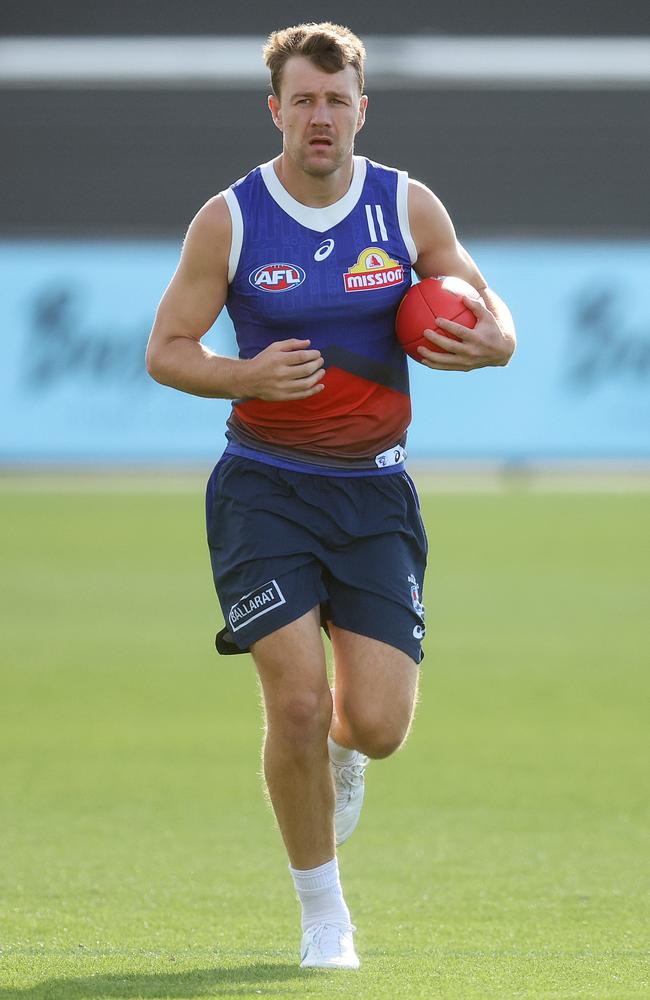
[146,195,325,400]
[408,180,516,370]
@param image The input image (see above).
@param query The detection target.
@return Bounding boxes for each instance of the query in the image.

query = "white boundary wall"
[1,36,650,89]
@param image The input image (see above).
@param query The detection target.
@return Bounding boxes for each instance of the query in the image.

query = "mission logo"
[249,263,306,292]
[343,247,405,293]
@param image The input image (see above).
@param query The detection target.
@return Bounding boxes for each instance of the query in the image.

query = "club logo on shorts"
[249,263,306,292]
[408,573,425,623]
[228,579,286,631]
[343,247,405,293]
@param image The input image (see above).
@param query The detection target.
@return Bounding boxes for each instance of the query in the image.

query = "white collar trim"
[260,156,367,233]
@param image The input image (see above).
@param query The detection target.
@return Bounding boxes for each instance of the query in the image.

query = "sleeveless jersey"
[220,156,418,475]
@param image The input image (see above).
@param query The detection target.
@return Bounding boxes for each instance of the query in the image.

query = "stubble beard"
[302,159,339,178]
[292,137,354,179]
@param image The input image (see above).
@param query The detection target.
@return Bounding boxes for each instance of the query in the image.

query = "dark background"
[3,0,647,36]
[3,2,648,237]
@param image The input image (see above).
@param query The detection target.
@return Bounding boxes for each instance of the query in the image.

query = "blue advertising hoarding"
[1,239,649,462]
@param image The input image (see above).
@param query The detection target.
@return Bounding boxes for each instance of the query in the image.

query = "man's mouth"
[309,137,333,147]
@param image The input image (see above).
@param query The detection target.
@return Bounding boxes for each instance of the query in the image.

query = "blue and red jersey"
[220,156,417,475]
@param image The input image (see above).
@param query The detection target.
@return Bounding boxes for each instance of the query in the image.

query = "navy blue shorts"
[205,455,428,663]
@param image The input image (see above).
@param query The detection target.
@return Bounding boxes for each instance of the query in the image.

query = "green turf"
[0,478,648,999]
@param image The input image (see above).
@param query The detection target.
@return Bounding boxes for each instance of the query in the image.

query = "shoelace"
[308,922,356,951]
[334,760,367,791]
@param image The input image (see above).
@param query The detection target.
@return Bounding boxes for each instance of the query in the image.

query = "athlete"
[146,22,515,970]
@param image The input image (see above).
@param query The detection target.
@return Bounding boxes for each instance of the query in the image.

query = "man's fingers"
[276,338,312,352]
[417,344,474,370]
[294,357,325,376]
[287,365,327,394]
[279,360,324,383]
[462,293,489,319]
[429,318,467,341]
[284,348,323,366]
[422,328,463,353]
[289,368,326,389]
[290,382,326,398]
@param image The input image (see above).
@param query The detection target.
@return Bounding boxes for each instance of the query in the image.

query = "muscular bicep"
[408,179,487,291]
[148,195,231,356]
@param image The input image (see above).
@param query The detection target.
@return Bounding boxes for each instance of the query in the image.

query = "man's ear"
[268,94,283,132]
[355,95,368,134]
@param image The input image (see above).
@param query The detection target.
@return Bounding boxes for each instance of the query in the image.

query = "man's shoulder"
[187,193,232,244]
[230,163,265,188]
[227,162,266,195]
[363,157,407,178]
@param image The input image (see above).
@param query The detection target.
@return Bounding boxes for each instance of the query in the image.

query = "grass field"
[1,474,648,999]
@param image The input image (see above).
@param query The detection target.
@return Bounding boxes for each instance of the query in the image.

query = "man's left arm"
[408,179,516,372]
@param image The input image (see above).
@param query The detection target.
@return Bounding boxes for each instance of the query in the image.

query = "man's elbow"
[145,340,169,384]
[501,333,517,366]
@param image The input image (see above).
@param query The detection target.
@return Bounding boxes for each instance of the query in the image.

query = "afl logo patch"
[249,263,306,292]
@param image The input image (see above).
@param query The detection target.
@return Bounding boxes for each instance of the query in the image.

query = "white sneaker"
[331,750,369,846]
[300,922,360,969]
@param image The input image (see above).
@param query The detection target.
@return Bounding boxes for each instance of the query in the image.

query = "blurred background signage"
[2,240,648,461]
[2,3,649,464]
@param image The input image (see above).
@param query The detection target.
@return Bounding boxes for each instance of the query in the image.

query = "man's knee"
[342,706,411,759]
[268,688,333,748]
[354,728,406,760]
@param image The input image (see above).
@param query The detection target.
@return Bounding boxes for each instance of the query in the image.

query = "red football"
[395,275,482,362]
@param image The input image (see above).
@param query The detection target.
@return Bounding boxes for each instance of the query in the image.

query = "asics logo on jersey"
[314,239,335,262]
[249,263,306,292]
[343,247,405,293]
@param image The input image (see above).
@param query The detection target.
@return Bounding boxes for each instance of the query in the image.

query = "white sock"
[328,735,358,765]
[289,857,352,931]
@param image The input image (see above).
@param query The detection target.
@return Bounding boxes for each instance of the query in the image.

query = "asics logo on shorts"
[228,579,286,631]
[375,444,406,468]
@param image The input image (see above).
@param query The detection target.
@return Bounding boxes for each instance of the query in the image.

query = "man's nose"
[310,101,332,126]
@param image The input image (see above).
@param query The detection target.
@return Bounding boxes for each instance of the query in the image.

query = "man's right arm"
[146,195,325,401]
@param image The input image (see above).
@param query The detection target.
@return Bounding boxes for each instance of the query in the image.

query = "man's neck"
[273,154,355,208]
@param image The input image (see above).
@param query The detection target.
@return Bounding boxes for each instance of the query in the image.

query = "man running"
[146,22,515,969]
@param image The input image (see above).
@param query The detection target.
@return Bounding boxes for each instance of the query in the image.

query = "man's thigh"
[252,606,329,699]
[252,607,333,742]
[328,624,419,753]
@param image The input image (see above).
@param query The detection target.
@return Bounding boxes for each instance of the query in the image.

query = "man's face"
[268,56,367,178]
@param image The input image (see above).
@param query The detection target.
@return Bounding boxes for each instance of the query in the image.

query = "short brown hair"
[263,22,365,98]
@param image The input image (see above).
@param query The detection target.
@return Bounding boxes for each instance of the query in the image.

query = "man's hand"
[240,339,325,400]
[417,294,516,372]
[406,179,516,373]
